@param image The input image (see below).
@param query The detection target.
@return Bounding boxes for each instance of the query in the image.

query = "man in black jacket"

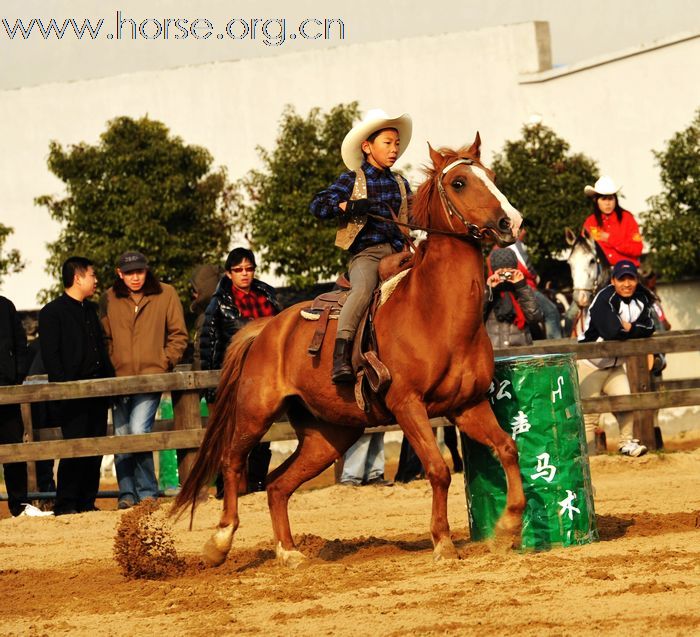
[0,295,30,516]
[578,260,655,457]
[39,257,114,514]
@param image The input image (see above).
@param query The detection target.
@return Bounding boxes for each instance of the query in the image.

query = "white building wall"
[1,22,699,312]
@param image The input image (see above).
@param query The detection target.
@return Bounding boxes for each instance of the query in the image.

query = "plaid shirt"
[310,161,411,254]
[231,286,277,320]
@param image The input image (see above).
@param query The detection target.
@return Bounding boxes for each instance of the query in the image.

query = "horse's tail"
[170,318,272,525]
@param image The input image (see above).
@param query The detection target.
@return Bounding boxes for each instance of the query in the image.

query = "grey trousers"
[336,243,394,340]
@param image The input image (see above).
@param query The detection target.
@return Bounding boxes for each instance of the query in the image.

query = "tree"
[643,108,700,279]
[491,123,598,266]
[0,223,24,285]
[235,103,360,288]
[36,116,235,307]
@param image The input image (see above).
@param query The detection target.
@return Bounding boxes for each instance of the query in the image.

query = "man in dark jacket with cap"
[577,259,655,457]
[0,295,30,516]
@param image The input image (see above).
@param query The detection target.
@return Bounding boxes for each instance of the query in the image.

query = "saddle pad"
[379,269,411,307]
[301,307,340,321]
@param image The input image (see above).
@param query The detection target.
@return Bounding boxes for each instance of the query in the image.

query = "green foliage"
[36,116,235,306]
[491,123,598,265]
[0,223,24,285]
[235,103,360,288]
[643,108,700,279]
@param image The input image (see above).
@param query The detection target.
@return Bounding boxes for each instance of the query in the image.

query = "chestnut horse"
[172,135,526,567]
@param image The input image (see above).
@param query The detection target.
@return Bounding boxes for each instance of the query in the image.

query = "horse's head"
[566,228,608,308]
[413,133,522,245]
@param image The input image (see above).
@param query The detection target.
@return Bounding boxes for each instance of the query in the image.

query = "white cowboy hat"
[341,109,412,170]
[584,175,621,197]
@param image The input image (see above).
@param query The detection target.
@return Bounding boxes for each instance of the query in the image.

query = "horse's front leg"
[391,398,457,561]
[451,399,525,548]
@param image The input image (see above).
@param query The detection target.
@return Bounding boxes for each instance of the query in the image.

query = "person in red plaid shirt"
[200,247,281,494]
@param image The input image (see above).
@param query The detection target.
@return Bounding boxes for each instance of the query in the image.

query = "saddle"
[300,252,415,411]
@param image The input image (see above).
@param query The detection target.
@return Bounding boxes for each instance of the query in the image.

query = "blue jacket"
[579,284,655,367]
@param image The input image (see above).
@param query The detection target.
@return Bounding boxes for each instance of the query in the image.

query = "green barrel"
[157,399,179,490]
[157,398,209,491]
[462,353,598,550]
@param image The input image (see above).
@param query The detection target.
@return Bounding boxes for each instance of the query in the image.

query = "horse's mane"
[572,232,610,268]
[412,145,476,228]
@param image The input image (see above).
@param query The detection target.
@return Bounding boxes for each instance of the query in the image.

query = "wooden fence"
[1,330,699,492]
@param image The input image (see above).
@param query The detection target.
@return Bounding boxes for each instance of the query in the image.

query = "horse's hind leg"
[390,398,456,561]
[267,415,362,568]
[451,399,525,549]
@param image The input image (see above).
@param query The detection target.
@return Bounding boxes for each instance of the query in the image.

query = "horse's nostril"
[498,217,511,232]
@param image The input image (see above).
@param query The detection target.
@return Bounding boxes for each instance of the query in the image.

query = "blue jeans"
[113,393,161,502]
[534,289,562,339]
[341,433,384,484]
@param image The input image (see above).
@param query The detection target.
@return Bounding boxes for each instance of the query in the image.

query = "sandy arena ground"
[1,441,699,636]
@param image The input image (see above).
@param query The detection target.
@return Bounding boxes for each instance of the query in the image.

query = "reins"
[365,211,494,240]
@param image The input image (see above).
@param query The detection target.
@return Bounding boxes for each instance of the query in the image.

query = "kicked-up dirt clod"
[113,499,185,580]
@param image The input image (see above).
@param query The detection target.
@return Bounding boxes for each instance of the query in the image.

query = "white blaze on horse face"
[469,165,522,234]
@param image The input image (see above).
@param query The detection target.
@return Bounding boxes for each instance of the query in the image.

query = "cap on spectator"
[611,259,638,279]
[489,248,518,271]
[117,251,148,273]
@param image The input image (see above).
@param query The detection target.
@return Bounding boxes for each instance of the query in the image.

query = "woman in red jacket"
[582,176,643,266]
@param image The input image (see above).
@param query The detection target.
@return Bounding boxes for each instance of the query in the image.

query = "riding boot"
[331,338,354,384]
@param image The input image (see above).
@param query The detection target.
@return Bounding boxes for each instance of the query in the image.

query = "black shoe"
[331,338,354,384]
[365,477,394,487]
[248,481,266,493]
[54,508,78,516]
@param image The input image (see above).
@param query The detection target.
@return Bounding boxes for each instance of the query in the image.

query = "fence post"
[20,403,38,493]
[626,354,657,450]
[171,388,203,484]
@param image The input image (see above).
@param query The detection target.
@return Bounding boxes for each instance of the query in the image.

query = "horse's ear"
[581,227,591,241]
[466,132,481,159]
[564,227,577,246]
[427,143,444,168]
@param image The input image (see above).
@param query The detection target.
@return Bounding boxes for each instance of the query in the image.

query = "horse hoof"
[433,537,458,562]
[489,519,522,553]
[202,526,234,567]
[276,542,308,569]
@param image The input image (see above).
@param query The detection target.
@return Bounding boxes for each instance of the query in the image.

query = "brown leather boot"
[331,338,354,384]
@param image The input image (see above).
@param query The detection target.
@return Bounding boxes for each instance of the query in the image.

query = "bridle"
[365,157,499,242]
[435,158,493,240]
[568,239,608,301]
[568,237,610,336]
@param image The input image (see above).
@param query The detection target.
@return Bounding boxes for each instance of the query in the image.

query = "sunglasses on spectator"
[230,266,256,274]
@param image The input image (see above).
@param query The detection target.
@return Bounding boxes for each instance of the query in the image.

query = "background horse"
[565,228,610,336]
[172,135,525,567]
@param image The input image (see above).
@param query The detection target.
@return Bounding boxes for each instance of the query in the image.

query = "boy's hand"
[339,199,371,222]
[346,199,372,214]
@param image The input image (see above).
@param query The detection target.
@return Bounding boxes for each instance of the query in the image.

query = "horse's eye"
[589,258,596,266]
[451,179,465,190]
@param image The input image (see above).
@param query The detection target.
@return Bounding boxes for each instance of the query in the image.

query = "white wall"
[1,22,698,311]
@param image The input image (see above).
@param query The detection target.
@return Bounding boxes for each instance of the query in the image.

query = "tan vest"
[334,169,409,250]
